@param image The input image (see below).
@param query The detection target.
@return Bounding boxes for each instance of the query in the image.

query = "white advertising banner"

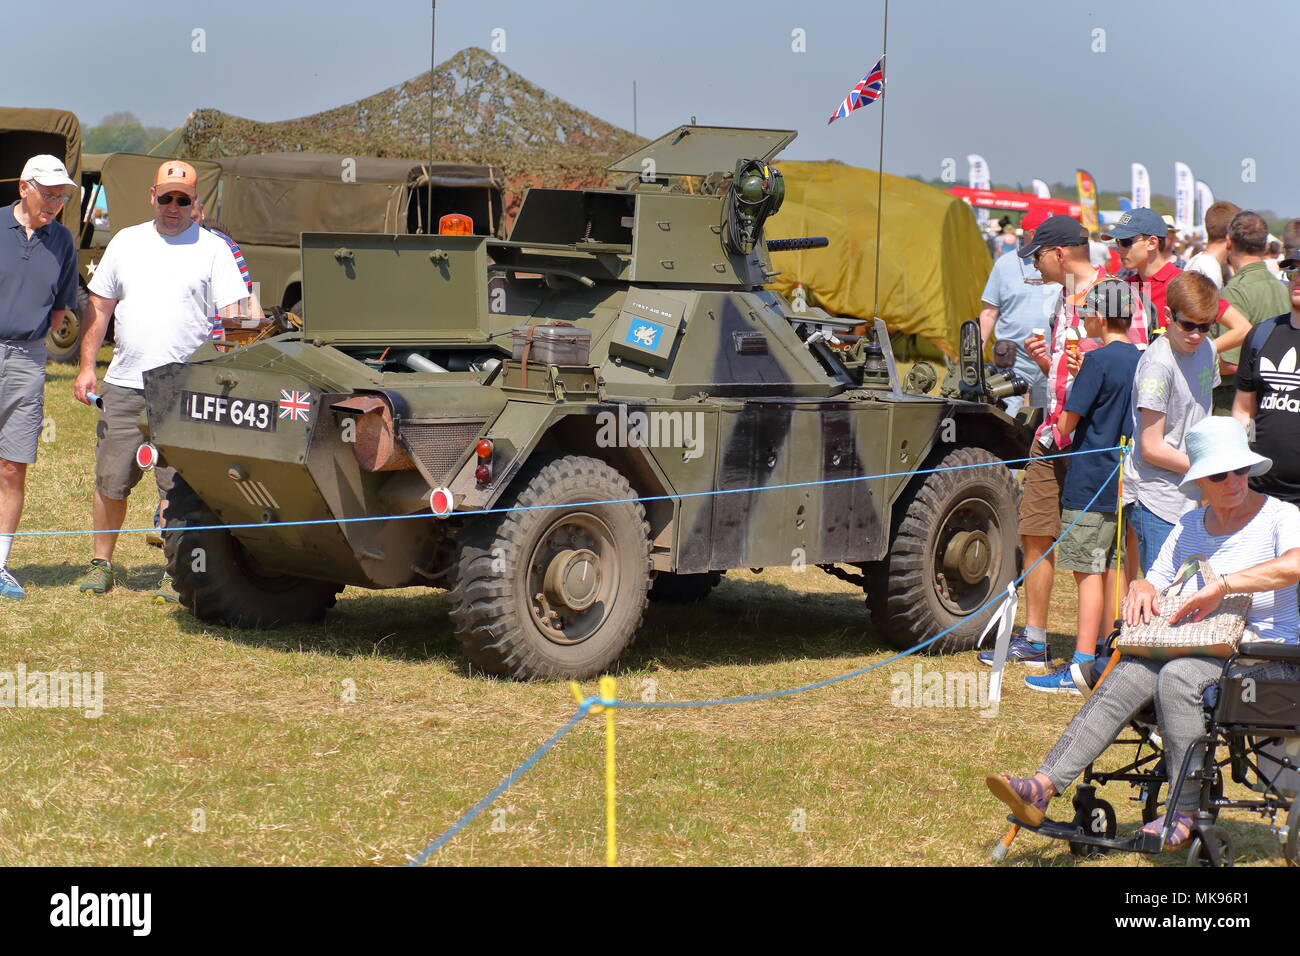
[1174,161,1195,232]
[1130,163,1150,209]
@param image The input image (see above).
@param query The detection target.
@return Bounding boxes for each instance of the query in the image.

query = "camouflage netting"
[181,47,645,225]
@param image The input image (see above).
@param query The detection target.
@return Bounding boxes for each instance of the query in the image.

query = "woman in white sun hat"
[986,415,1300,849]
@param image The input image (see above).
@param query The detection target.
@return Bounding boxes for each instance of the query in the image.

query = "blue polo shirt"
[0,202,78,341]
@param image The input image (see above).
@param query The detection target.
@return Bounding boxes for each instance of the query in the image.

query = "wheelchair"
[995,641,1300,867]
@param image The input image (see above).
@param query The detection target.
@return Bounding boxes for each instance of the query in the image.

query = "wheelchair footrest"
[1011,815,1166,854]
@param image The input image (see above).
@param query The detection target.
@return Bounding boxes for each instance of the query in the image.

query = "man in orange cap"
[74,160,252,601]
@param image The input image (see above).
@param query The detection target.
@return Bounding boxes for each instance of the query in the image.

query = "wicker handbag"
[1116,557,1252,660]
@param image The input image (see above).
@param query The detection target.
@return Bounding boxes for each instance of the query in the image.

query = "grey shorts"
[94,382,175,500]
[0,340,47,464]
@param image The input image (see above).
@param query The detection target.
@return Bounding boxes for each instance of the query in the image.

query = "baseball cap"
[1017,214,1087,260]
[20,154,77,190]
[1020,208,1049,232]
[153,160,198,197]
[1081,278,1135,320]
[1280,247,1300,270]
[1102,207,1165,241]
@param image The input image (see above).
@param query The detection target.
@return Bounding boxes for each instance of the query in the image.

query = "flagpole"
[871,0,889,321]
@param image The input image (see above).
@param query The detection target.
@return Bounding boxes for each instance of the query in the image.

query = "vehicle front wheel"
[45,287,86,363]
[865,446,1019,654]
[163,479,342,628]
[448,455,652,680]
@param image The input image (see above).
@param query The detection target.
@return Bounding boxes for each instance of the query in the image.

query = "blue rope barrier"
[407,706,590,866]
[408,448,1132,861]
[11,443,1122,539]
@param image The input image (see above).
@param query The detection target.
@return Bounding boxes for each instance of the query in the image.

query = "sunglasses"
[1172,315,1213,335]
[1207,466,1251,483]
[156,193,193,207]
[1030,245,1059,264]
[1283,265,1300,280]
[1116,235,1152,249]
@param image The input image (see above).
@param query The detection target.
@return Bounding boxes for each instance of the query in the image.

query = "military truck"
[213,153,505,316]
[143,125,1027,680]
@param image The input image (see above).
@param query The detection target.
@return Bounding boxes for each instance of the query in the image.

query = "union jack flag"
[828,55,885,124]
[278,389,312,423]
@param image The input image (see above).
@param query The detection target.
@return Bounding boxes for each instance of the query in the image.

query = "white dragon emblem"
[632,324,657,347]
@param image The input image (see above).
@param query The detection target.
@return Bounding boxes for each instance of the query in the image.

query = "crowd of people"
[0,154,259,602]
[977,203,1300,848]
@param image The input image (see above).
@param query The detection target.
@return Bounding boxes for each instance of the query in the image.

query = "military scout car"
[143,125,1026,680]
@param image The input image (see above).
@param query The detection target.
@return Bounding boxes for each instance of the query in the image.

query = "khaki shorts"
[1058,509,1121,573]
[94,382,175,500]
[1018,439,1070,538]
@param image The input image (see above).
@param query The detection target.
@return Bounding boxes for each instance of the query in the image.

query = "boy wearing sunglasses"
[1123,271,1222,572]
[73,161,250,600]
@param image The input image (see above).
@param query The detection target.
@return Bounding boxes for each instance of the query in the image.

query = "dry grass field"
[0,354,1287,866]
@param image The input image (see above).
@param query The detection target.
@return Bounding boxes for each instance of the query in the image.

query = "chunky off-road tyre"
[649,570,723,604]
[448,455,652,680]
[44,287,86,363]
[163,479,342,628]
[866,446,1018,654]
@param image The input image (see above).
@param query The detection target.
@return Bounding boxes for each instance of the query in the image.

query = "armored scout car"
[143,125,1027,680]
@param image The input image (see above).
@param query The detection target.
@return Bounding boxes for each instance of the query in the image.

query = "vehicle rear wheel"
[45,287,86,363]
[163,478,342,628]
[866,446,1018,654]
[448,455,652,680]
[649,570,723,604]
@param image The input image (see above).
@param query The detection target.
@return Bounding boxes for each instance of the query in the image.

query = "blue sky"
[18,0,1296,212]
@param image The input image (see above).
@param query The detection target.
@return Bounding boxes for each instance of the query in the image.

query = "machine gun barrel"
[766,237,830,252]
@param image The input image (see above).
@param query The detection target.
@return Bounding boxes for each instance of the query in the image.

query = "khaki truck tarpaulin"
[0,107,82,232]
[765,161,992,360]
[215,153,505,246]
[98,152,221,231]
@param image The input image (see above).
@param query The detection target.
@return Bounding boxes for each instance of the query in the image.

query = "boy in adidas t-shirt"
[1232,250,1300,505]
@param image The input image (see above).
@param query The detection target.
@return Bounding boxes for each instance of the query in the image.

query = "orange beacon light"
[438,213,473,235]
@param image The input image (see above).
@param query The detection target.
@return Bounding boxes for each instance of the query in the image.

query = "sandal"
[1140,811,1194,850]
[985,774,1052,826]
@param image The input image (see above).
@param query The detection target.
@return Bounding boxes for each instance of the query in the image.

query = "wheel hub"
[943,529,991,585]
[542,548,601,611]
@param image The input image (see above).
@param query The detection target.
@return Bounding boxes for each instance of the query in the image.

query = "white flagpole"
[871,0,889,321]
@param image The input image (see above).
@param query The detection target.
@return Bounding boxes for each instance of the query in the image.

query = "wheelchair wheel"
[1286,802,1299,868]
[1068,796,1116,858]
[1186,826,1234,867]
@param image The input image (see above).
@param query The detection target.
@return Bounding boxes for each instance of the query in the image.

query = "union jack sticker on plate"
[278,389,312,423]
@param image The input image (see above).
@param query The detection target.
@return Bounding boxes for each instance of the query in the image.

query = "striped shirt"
[204,226,252,339]
[1148,495,1300,643]
[1035,265,1107,448]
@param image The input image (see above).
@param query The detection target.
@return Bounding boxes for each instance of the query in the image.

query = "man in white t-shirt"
[74,160,249,599]
[1184,200,1239,289]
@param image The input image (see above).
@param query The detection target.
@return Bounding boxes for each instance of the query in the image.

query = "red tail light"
[135,443,158,470]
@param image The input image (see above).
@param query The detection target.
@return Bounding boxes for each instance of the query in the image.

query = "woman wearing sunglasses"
[987,415,1300,850]
[1123,271,1223,573]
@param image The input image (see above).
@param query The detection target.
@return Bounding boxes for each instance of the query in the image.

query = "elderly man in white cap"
[986,416,1300,850]
[0,156,79,599]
